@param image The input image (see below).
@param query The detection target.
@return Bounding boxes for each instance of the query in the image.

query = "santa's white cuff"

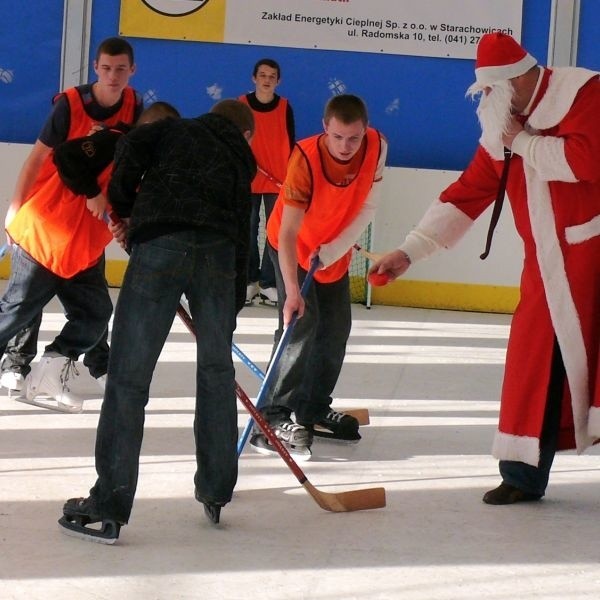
[510,130,533,157]
[399,231,441,263]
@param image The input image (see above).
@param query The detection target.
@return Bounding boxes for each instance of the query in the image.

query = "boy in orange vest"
[0,102,178,398]
[250,94,387,459]
[1,37,141,413]
[239,58,295,305]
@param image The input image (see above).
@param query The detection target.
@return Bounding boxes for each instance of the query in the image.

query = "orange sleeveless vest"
[7,86,137,278]
[267,128,381,283]
[239,95,290,194]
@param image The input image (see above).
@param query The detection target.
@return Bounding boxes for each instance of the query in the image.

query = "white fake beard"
[467,80,514,159]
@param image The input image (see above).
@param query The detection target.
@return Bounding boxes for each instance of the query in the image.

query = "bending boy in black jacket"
[60,99,256,544]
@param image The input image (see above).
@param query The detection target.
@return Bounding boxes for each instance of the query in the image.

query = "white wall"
[0,142,523,287]
[376,166,523,287]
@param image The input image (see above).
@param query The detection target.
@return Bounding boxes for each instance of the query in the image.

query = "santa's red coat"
[424,68,600,465]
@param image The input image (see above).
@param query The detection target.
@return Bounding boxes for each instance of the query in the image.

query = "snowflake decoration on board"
[385,98,400,114]
[327,77,347,96]
[206,83,223,100]
[143,89,158,105]
[0,67,14,84]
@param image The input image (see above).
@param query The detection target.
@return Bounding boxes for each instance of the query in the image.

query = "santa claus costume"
[399,32,600,498]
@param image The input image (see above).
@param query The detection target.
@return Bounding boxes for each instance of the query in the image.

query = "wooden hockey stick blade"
[342,408,370,425]
[235,382,386,513]
[353,243,383,262]
[302,480,385,512]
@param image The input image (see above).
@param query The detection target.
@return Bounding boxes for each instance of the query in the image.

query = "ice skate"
[249,413,313,460]
[16,355,83,413]
[301,409,361,444]
[245,281,259,306]
[58,496,122,544]
[203,503,222,524]
[1,371,25,398]
[1,370,25,392]
[258,286,278,306]
[195,489,225,525]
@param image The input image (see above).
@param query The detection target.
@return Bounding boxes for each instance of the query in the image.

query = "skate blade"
[13,395,82,414]
[58,515,121,545]
[250,440,312,462]
[203,504,222,525]
[258,297,277,306]
[58,517,119,544]
[312,434,361,445]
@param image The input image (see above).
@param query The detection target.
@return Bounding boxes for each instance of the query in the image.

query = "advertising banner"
[120,0,523,59]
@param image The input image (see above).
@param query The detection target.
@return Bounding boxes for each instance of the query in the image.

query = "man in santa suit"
[370,32,600,504]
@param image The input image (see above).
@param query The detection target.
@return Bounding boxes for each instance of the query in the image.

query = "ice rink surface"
[2,290,600,599]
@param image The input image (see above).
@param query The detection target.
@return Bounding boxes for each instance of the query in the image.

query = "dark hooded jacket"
[108,113,256,312]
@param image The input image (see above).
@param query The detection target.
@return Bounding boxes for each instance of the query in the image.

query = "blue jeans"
[0,312,42,377]
[91,230,239,523]
[262,243,352,424]
[248,193,277,288]
[0,246,112,360]
[1,310,109,379]
[499,339,565,496]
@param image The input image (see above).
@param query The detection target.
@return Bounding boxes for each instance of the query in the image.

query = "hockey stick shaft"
[232,343,369,425]
[236,256,319,455]
[257,165,283,188]
[353,243,383,262]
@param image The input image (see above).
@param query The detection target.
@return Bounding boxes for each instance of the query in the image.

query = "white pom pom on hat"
[474,32,537,86]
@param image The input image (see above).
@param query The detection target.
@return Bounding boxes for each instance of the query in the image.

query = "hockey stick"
[236,256,320,455]
[174,291,385,512]
[234,379,385,512]
[232,343,370,427]
[353,243,383,263]
[257,164,283,188]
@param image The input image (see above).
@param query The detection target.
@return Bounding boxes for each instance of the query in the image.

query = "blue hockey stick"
[236,255,320,455]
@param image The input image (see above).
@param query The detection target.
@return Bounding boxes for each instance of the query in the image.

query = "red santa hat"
[474,32,537,86]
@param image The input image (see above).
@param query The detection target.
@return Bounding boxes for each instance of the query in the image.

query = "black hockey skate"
[249,413,313,461]
[302,409,361,444]
[195,489,225,525]
[58,496,121,544]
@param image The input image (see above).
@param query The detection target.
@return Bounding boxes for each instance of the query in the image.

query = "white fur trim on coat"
[565,215,600,245]
[528,67,598,130]
[399,199,474,262]
[525,163,595,454]
[492,431,540,466]
[511,131,577,183]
